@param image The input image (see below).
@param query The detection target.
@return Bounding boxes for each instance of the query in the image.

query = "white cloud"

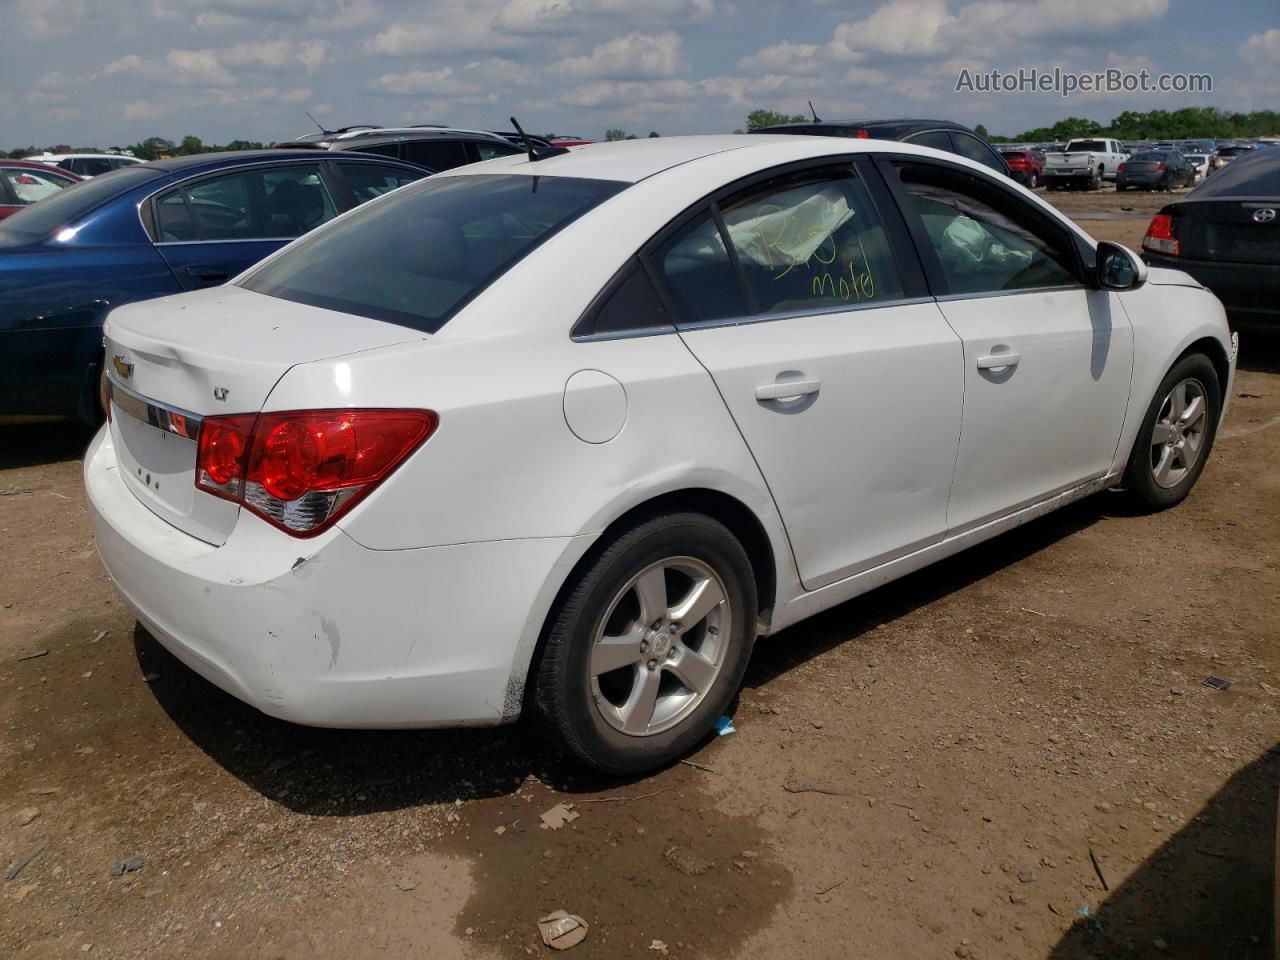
[831,0,954,58]
[1240,28,1280,66]
[103,54,146,76]
[165,49,237,86]
[737,43,824,76]
[124,99,165,121]
[560,32,685,79]
[16,0,88,37]
[498,0,714,33]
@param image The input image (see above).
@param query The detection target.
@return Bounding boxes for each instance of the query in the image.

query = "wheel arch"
[515,487,781,718]
[1175,335,1231,407]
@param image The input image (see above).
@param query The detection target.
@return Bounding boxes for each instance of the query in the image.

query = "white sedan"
[86,135,1237,773]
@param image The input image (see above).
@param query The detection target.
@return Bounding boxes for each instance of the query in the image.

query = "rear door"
[150,162,339,290]
[644,160,964,590]
[881,157,1133,531]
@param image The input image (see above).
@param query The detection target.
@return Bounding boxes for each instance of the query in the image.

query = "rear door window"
[718,166,906,314]
[152,164,337,242]
[337,162,426,203]
[470,141,522,162]
[651,211,749,324]
[951,133,1008,174]
[906,130,954,153]
[402,140,468,170]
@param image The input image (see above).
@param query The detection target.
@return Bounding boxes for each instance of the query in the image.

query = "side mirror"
[1095,241,1148,291]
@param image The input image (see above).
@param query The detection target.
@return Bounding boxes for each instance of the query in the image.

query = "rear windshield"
[1191,149,1280,197]
[239,174,627,333]
[1131,152,1168,162]
[1218,146,1253,157]
[1065,141,1107,152]
[1000,150,1028,158]
[0,165,158,241]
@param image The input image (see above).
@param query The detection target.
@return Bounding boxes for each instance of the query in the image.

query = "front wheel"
[1123,354,1221,510]
[533,513,758,774]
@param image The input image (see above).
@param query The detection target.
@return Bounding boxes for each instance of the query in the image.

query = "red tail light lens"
[1142,213,1179,257]
[855,128,870,139]
[196,409,437,537]
[1117,163,1125,173]
[1156,162,1166,172]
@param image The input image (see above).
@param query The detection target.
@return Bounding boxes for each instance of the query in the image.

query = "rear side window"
[152,164,337,242]
[337,162,425,203]
[651,212,748,324]
[239,174,627,333]
[471,141,522,162]
[718,167,905,314]
[403,140,468,170]
[892,161,1078,295]
[952,133,1007,174]
[907,130,954,152]
[73,158,116,176]
[578,260,673,337]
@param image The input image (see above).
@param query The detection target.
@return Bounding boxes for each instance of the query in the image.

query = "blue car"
[0,150,432,424]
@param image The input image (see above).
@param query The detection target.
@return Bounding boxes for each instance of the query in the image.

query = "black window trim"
[572,154,932,341]
[140,158,347,246]
[873,153,1090,299]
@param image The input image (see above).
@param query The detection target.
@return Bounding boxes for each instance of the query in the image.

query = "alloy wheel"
[589,557,730,736]
[1150,377,1209,488]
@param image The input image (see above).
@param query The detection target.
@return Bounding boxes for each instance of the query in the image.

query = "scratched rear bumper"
[84,425,570,729]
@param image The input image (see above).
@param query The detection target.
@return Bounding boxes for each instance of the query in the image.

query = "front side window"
[893,161,1078,295]
[907,130,954,153]
[153,164,336,242]
[472,141,521,162]
[239,174,626,333]
[718,167,905,314]
[1,167,75,205]
[337,162,425,203]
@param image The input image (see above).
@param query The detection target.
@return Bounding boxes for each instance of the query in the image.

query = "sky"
[1,0,1277,148]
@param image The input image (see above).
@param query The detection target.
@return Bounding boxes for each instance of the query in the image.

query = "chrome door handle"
[976,351,1021,370]
[755,378,821,402]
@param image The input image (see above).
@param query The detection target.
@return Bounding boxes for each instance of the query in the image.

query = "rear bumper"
[85,426,582,728]
[1044,170,1096,183]
[1142,254,1280,318]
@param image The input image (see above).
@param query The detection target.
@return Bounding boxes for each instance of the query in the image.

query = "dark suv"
[322,128,524,171]
[750,118,1023,184]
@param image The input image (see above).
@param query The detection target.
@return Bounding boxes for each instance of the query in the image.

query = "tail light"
[1156,162,1166,172]
[1117,163,1125,173]
[1142,213,1179,257]
[855,128,870,139]
[196,409,437,537]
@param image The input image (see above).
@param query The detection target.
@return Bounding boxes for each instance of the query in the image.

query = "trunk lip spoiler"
[105,373,204,442]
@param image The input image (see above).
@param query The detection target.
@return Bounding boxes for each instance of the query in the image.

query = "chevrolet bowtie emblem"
[112,354,133,380]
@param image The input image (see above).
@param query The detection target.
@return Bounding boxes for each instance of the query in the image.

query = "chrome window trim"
[932,283,1085,303]
[152,237,301,247]
[106,374,203,441]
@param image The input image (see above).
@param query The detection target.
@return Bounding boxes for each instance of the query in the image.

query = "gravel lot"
[2,185,1277,960]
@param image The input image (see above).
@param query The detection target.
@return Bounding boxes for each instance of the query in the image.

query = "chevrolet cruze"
[86,136,1237,773]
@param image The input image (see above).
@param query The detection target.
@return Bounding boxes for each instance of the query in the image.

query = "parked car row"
[0,150,432,422]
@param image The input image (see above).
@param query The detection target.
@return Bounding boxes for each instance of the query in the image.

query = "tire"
[534,512,758,774]
[1090,166,1103,190]
[1028,171,1038,189]
[1123,353,1221,511]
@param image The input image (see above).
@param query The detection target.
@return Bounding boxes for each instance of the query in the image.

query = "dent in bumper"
[84,427,579,729]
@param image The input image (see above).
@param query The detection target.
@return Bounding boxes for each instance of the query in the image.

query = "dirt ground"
[3,185,1277,960]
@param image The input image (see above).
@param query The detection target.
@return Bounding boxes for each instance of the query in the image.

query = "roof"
[142,149,362,172]
[1,159,82,176]
[756,118,971,133]
[327,127,512,148]
[442,133,891,184]
[23,153,140,161]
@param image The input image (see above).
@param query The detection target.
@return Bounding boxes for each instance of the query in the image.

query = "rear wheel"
[534,513,757,774]
[1124,354,1221,510]
[1090,166,1103,190]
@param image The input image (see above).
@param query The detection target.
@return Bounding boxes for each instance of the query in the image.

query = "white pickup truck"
[1042,138,1128,190]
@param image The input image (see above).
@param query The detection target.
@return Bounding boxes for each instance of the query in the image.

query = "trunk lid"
[103,284,424,545]
[1173,200,1280,265]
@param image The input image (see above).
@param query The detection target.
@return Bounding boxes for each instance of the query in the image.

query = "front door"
[884,159,1134,532]
[647,163,965,590]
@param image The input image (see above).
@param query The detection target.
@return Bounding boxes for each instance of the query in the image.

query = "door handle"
[185,265,229,284]
[755,378,821,402]
[976,351,1021,370]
